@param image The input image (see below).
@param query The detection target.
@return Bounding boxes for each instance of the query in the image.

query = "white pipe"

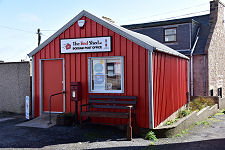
[148,47,154,129]
[32,56,35,118]
[187,59,190,107]
[190,27,200,96]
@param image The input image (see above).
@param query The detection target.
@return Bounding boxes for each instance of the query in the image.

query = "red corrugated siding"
[153,52,187,127]
[33,16,150,128]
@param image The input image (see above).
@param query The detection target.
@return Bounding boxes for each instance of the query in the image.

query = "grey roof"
[123,14,210,55]
[28,10,188,59]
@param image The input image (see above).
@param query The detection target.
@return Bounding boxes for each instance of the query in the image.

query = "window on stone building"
[164,28,177,43]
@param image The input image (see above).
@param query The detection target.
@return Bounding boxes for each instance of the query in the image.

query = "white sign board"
[25,96,30,119]
[60,36,111,53]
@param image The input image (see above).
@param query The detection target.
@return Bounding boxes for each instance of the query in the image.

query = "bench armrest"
[80,103,91,112]
[126,105,133,108]
[80,104,91,107]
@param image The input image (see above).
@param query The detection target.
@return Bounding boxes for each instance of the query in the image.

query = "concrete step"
[16,113,58,128]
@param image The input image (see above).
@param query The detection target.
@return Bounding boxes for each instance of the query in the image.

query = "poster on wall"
[60,36,111,53]
[114,62,121,75]
[93,60,105,90]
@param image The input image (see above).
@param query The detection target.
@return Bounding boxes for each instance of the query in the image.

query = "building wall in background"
[0,62,30,114]
[193,55,206,96]
[206,0,225,98]
[132,23,192,51]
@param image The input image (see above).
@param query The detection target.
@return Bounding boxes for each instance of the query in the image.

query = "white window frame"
[88,56,124,93]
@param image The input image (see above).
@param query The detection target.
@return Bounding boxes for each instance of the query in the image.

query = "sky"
[0,0,223,62]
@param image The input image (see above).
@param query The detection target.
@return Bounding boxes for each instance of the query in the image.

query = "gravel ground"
[1,112,225,149]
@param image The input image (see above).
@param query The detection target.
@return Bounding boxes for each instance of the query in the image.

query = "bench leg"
[80,115,82,127]
[127,107,132,141]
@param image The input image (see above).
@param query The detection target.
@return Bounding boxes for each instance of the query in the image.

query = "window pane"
[165,35,176,42]
[165,28,176,35]
[106,59,121,90]
[92,59,106,90]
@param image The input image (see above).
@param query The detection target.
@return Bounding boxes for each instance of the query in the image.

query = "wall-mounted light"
[78,20,85,28]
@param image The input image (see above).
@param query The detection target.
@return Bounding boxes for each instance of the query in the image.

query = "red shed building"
[28,10,189,129]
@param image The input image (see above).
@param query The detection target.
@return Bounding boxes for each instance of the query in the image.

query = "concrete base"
[16,114,57,128]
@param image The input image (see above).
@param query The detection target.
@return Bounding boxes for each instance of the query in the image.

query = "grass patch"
[175,128,191,138]
[218,109,225,114]
[176,133,182,137]
[208,118,222,122]
[149,141,155,145]
[164,119,178,126]
[214,112,224,116]
[195,120,210,126]
[181,129,189,135]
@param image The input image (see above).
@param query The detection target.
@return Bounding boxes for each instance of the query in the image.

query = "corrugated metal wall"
[152,52,188,127]
[33,16,150,128]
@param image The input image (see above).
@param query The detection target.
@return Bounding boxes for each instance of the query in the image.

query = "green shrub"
[177,109,191,118]
[145,131,157,141]
[176,133,182,137]
[190,97,215,112]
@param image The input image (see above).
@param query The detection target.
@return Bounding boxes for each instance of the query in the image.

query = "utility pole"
[37,28,41,46]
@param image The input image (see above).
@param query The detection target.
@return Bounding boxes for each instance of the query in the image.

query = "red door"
[42,59,64,112]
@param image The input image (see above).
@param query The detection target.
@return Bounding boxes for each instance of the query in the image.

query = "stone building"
[123,0,225,98]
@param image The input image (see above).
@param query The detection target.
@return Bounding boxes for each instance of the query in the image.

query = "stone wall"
[0,62,31,114]
[206,0,225,98]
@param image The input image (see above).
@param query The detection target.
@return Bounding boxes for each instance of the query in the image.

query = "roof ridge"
[122,14,210,28]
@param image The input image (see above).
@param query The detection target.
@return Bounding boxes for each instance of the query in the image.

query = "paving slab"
[0,118,14,122]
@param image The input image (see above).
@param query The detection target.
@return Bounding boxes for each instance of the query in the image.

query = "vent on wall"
[218,87,222,98]
[210,89,213,96]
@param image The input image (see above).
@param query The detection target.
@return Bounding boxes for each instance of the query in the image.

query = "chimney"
[209,0,225,27]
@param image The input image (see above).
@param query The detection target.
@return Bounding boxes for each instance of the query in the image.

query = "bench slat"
[89,100,136,105]
[80,111,129,118]
[89,95,137,100]
[91,105,134,109]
